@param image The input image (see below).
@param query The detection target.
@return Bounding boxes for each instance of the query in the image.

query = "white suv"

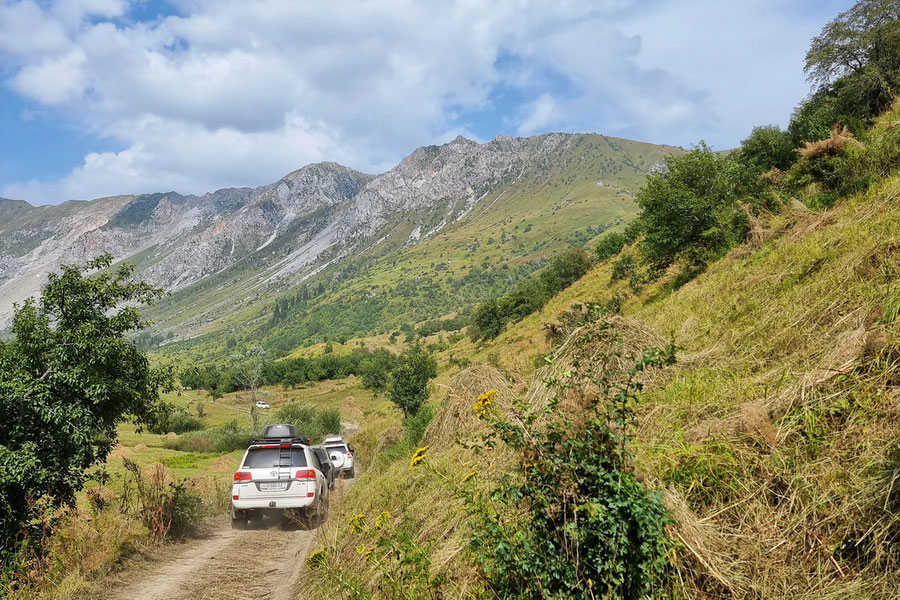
[324,436,355,479]
[231,428,330,529]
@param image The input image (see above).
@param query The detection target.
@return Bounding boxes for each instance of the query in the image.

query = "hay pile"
[141,462,174,486]
[207,455,237,472]
[424,365,515,451]
[797,124,861,159]
[107,445,133,461]
[528,315,668,414]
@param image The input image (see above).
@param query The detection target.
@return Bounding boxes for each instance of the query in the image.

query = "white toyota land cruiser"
[231,424,330,529]
[324,435,355,478]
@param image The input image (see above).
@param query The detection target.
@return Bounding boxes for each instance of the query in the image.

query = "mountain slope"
[0,133,681,353]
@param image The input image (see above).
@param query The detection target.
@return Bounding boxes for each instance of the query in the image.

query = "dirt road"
[105,480,352,600]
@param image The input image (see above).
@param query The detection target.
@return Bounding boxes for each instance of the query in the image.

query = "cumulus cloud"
[0,0,842,204]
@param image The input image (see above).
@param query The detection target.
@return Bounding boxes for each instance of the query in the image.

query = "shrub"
[739,125,796,172]
[594,231,627,261]
[611,253,636,282]
[275,402,342,441]
[470,297,505,340]
[164,426,256,454]
[637,144,757,269]
[470,248,594,341]
[121,459,204,541]
[464,320,678,599]
[148,406,203,435]
[387,345,437,419]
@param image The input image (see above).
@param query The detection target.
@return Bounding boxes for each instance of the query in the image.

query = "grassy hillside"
[146,134,681,363]
[303,109,900,598]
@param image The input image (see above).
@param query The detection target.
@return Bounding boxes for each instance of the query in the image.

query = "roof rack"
[249,435,311,446]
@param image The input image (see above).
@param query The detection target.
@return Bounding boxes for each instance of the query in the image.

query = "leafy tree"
[594,231,627,261]
[470,297,506,340]
[791,0,900,144]
[358,349,396,396]
[806,0,900,112]
[740,125,796,172]
[0,254,171,561]
[387,345,437,419]
[637,144,756,268]
[500,278,549,322]
[538,247,593,291]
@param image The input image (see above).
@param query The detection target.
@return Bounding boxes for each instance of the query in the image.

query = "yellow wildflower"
[410,446,429,467]
[348,513,366,534]
[306,548,328,569]
[472,389,497,417]
[374,511,390,530]
[462,470,478,483]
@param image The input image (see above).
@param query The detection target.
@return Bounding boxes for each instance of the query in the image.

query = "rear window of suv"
[325,444,348,453]
[243,448,308,468]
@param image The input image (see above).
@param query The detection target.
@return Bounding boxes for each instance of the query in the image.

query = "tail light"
[346,452,353,458]
[234,472,252,482]
[295,469,316,480]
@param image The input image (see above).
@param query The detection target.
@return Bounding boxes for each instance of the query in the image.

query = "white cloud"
[0,0,848,204]
[517,94,558,136]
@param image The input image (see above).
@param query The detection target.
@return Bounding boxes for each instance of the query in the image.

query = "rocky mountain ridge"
[0,132,680,334]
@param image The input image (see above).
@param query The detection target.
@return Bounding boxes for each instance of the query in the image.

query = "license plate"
[260,482,287,491]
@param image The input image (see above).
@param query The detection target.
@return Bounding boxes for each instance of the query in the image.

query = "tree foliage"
[637,144,758,269]
[593,231,627,261]
[792,0,900,144]
[470,248,594,340]
[739,125,796,172]
[387,345,437,419]
[0,254,171,561]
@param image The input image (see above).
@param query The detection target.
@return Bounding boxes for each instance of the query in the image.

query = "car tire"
[231,510,247,530]
[348,466,355,479]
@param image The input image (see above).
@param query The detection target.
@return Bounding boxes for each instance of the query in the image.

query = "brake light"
[346,452,353,458]
[234,472,252,482]
[295,469,316,479]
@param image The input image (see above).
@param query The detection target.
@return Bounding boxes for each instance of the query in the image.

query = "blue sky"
[0,0,854,205]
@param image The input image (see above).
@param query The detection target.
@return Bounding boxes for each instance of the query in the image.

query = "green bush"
[594,231,627,261]
[465,320,677,599]
[148,407,203,435]
[638,144,758,269]
[164,425,256,454]
[470,248,594,341]
[470,298,506,340]
[739,125,795,172]
[0,254,170,566]
[275,402,342,441]
[387,345,437,419]
[611,253,636,282]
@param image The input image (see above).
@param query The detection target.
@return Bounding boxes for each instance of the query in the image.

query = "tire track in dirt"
[106,478,354,600]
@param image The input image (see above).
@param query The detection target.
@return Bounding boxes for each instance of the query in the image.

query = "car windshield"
[242,448,307,468]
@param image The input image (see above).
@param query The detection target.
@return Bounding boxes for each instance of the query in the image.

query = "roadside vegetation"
[5,2,900,599]
[304,2,900,598]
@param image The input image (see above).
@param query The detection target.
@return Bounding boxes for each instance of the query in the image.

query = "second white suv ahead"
[324,436,355,479]
[231,428,330,529]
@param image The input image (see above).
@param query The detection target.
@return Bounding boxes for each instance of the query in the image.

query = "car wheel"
[231,510,247,530]
[348,466,355,479]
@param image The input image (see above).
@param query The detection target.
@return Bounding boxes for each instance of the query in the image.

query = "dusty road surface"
[105,479,353,600]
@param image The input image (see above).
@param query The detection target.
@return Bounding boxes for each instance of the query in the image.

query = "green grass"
[305,112,900,598]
